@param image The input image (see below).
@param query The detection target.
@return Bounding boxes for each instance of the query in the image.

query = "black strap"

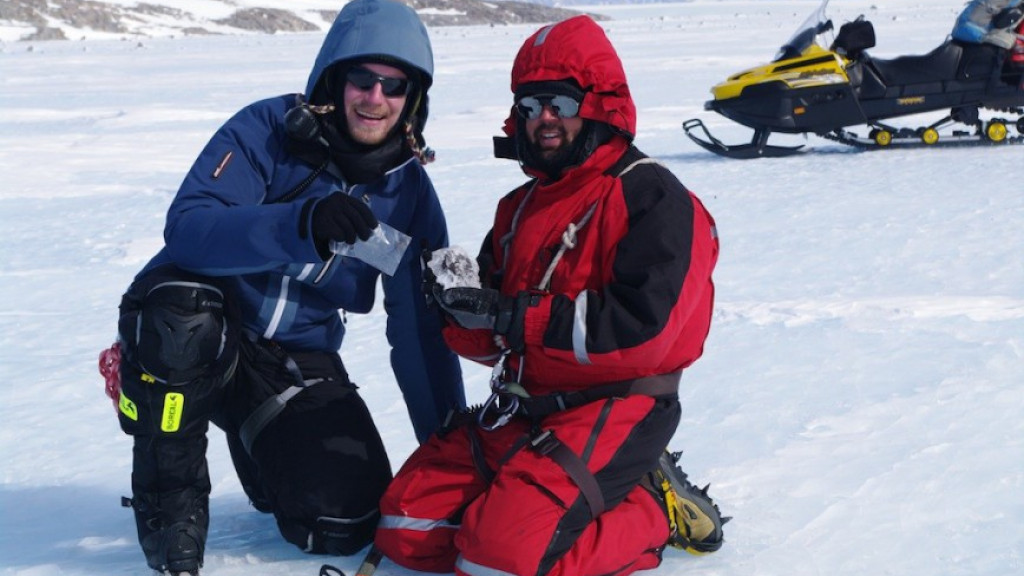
[236,335,341,454]
[518,371,681,420]
[437,372,680,436]
[529,430,606,518]
[467,427,496,484]
[239,383,315,454]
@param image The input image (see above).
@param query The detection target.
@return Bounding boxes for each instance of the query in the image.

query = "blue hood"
[304,0,434,103]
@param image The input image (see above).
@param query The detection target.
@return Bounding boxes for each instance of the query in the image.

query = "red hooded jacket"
[444,16,719,395]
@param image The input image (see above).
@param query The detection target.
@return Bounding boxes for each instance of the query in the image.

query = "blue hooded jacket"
[139,0,463,442]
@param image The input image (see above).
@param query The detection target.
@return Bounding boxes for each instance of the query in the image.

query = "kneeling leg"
[115,267,236,574]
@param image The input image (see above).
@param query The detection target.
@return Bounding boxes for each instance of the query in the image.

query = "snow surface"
[1,1,1022,575]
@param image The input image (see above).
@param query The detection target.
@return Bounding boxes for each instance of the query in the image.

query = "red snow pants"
[376,393,681,576]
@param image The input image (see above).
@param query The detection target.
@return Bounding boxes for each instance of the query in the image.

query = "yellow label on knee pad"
[161,392,185,432]
[119,391,138,421]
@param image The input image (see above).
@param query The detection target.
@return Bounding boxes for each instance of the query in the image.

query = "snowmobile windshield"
[775,0,834,61]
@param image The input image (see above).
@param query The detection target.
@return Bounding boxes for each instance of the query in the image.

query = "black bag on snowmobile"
[832,17,876,59]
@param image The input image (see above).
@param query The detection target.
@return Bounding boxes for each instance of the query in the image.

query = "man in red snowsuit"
[375,15,726,576]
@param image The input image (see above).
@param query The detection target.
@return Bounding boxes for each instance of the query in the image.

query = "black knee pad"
[120,266,234,385]
[116,265,238,437]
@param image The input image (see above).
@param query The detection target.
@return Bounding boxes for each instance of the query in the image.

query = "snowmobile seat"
[955,41,1004,79]
[867,41,964,89]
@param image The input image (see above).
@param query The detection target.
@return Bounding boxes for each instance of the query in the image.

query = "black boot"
[129,435,211,575]
[128,486,208,575]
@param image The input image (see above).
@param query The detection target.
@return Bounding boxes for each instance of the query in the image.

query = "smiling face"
[342,62,409,146]
[523,105,584,162]
[521,100,585,179]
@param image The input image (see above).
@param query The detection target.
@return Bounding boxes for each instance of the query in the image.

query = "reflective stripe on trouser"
[377,394,679,576]
[378,515,459,532]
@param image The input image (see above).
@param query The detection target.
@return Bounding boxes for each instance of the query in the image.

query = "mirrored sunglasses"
[346,67,410,98]
[515,94,581,120]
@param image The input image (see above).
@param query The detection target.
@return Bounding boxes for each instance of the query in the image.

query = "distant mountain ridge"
[0,0,610,43]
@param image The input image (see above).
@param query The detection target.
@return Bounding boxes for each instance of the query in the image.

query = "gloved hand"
[311,193,379,246]
[437,288,531,351]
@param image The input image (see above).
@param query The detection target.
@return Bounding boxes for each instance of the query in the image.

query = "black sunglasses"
[515,94,581,120]
[345,67,411,98]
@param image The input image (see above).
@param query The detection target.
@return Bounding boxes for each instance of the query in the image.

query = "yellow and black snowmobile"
[684,0,1024,158]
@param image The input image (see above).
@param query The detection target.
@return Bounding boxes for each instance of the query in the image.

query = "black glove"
[437,288,531,351]
[310,193,379,246]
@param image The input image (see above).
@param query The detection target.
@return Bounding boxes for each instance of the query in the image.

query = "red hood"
[502,16,636,140]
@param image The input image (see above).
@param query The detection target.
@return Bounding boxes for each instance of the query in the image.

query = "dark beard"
[516,119,615,182]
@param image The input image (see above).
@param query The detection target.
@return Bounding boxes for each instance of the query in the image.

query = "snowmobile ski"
[683,119,805,159]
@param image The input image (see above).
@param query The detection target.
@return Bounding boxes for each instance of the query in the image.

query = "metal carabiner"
[477,391,520,431]
[489,349,512,386]
[478,349,519,431]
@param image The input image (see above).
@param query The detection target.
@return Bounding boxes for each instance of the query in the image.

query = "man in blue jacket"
[106,1,464,574]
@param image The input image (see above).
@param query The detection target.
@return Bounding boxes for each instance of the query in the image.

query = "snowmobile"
[683,0,1024,158]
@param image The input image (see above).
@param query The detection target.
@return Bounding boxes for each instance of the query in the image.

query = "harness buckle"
[529,429,559,455]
